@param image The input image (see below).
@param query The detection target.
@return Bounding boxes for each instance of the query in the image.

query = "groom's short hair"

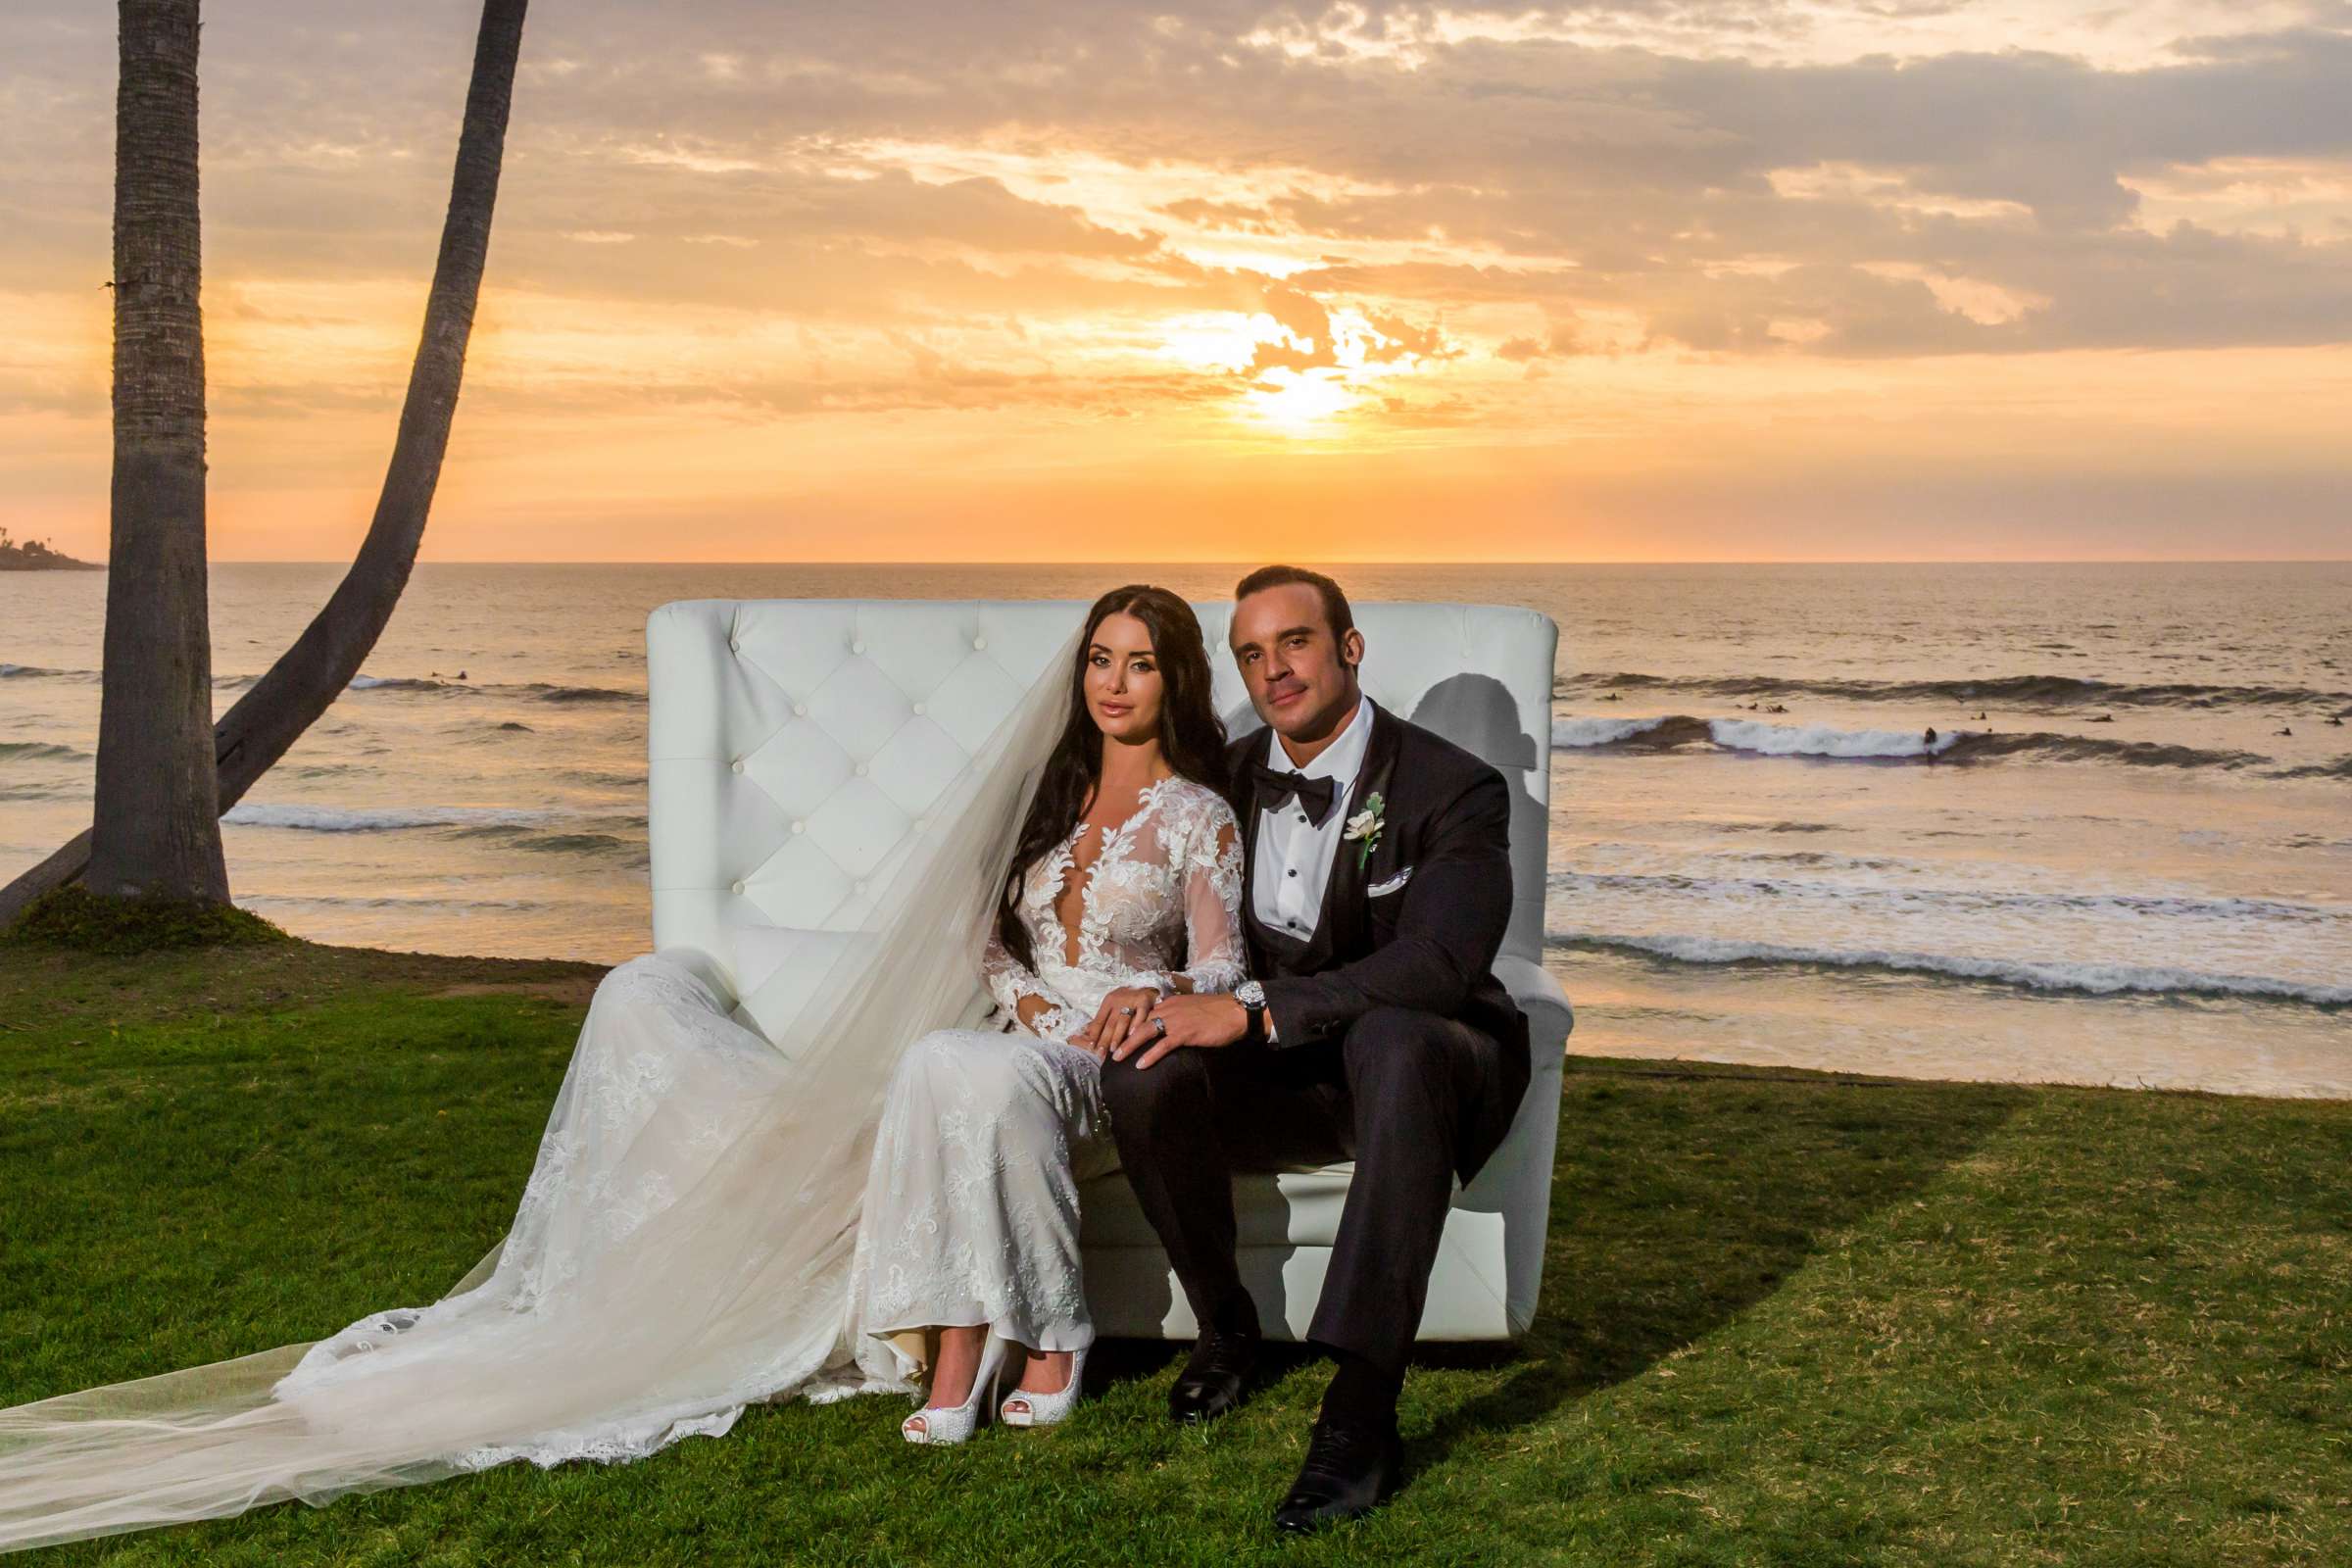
[1235,564,1353,642]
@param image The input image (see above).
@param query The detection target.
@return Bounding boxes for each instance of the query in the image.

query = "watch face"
[1238,980,1266,1006]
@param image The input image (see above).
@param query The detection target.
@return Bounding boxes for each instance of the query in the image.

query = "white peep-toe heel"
[1000,1345,1088,1428]
[902,1332,1008,1446]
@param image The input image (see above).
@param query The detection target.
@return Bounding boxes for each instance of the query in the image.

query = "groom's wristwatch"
[1236,980,1269,1044]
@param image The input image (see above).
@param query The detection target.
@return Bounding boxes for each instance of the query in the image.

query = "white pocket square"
[1368,866,1413,897]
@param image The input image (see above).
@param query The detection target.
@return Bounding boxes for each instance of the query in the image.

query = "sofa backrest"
[647,599,1557,1008]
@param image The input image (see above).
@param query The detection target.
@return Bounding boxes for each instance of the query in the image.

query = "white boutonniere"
[1344,791,1386,871]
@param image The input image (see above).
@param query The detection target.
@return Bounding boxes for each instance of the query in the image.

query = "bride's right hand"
[1072,985,1159,1060]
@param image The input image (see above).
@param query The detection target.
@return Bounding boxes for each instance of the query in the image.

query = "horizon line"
[184,557,2352,567]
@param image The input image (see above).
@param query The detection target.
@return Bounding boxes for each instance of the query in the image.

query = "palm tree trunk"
[83,0,226,902]
[207,0,527,809]
[1,0,528,926]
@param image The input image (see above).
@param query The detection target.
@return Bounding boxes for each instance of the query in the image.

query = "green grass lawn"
[2,936,2348,1566]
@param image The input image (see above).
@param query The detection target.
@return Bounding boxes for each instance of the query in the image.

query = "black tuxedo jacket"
[1225,700,1532,1179]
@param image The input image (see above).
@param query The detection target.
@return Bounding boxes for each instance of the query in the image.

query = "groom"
[1102,565,1532,1532]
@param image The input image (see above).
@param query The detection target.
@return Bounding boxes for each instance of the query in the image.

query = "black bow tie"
[1251,763,1339,828]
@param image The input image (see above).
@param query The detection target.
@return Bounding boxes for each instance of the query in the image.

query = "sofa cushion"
[1077,1165,1364,1249]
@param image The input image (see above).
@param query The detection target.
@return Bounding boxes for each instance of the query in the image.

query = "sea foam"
[1705,717,1957,760]
[1553,712,1957,760]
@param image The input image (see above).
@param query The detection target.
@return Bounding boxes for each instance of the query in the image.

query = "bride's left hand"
[1072,985,1162,1059]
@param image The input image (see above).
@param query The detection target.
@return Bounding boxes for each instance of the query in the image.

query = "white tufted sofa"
[646,598,1571,1342]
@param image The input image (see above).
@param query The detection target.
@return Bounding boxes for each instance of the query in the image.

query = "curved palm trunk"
[2,0,528,925]
[84,0,225,902]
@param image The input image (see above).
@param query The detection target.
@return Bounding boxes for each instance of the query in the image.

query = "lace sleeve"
[1170,801,1247,996]
[983,924,1080,1042]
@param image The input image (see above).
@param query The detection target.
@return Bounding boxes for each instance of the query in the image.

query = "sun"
[1242,368,1360,435]
[1152,306,1436,439]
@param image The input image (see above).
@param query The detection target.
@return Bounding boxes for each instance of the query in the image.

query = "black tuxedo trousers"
[1099,999,1510,1376]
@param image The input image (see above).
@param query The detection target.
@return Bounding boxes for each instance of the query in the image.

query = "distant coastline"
[0,530,101,571]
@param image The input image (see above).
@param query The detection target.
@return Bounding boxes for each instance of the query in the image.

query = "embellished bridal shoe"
[1000,1345,1088,1428]
[902,1332,1008,1446]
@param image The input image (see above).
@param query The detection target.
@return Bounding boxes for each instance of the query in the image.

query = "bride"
[854,586,1242,1441]
[0,585,1245,1551]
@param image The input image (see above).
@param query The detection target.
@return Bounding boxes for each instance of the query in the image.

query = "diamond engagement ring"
[1152,1017,1167,1036]
[1119,1005,1135,1015]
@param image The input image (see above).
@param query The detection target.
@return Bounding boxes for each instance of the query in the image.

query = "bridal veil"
[0,625,1083,1553]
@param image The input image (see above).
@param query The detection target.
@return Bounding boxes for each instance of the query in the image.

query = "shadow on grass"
[1085,1058,2032,1478]
[1402,1060,2032,1474]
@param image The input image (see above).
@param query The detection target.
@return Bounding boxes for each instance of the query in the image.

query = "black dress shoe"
[1168,1326,1258,1423]
[1271,1417,1404,1533]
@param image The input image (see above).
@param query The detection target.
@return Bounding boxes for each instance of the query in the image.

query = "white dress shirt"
[1251,693,1375,942]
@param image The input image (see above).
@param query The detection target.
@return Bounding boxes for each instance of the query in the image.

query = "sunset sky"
[1,2,2347,563]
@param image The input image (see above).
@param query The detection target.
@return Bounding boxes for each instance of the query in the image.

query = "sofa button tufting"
[730,760,744,773]
[972,636,987,650]
[791,820,805,834]
[852,640,865,655]
[728,638,740,652]
[854,762,868,776]
[731,880,745,895]
[911,702,925,715]
[793,703,807,716]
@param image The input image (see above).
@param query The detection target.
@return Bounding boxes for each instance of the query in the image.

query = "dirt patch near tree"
[429,976,603,1010]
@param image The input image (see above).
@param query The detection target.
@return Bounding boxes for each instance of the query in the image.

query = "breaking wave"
[341,674,641,705]
[518,683,640,705]
[1551,713,2314,774]
[222,804,564,833]
[1549,715,1677,748]
[1551,931,2352,1007]
[444,816,649,862]
[1552,714,1954,760]
[2270,756,2352,782]
[1558,670,2352,714]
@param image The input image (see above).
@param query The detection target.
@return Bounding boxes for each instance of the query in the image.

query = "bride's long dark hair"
[995,586,1230,971]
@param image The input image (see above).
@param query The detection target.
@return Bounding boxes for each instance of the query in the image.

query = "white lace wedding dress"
[850,774,1244,1377]
[0,623,1207,1554]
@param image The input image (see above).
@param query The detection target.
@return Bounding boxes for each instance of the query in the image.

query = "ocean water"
[5,562,2348,1096]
